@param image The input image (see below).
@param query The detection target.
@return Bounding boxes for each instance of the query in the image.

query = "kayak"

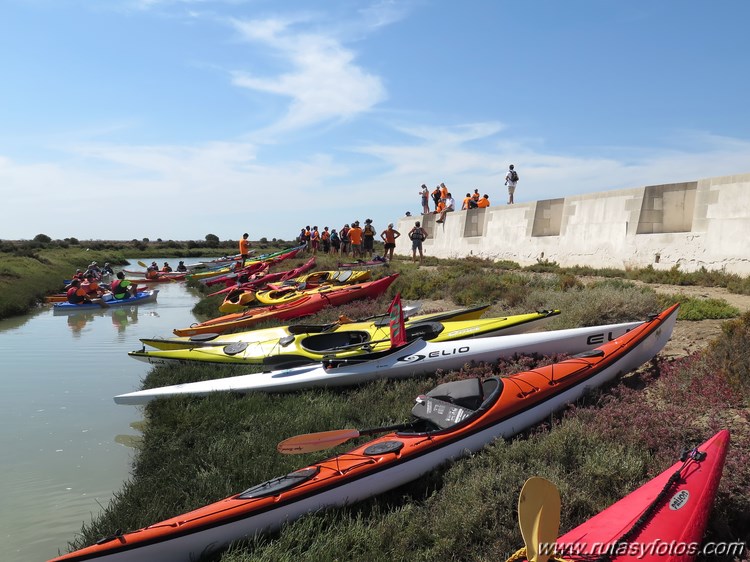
[127,274,186,283]
[114,312,657,403]
[53,290,159,313]
[206,257,317,297]
[127,309,562,368]
[202,262,269,288]
[516,429,729,562]
[172,274,399,337]
[188,246,305,282]
[46,286,149,303]
[69,304,676,562]
[139,304,491,351]
[219,270,372,313]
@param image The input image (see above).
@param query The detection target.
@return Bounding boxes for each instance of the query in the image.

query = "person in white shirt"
[505,164,518,204]
[436,193,455,223]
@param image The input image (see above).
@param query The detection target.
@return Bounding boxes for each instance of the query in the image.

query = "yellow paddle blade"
[277,429,361,454]
[137,260,148,268]
[518,477,561,562]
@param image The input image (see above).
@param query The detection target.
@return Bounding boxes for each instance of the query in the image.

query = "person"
[420,184,430,214]
[505,164,519,204]
[440,182,449,201]
[431,185,441,212]
[462,193,473,210]
[81,274,104,298]
[111,271,138,300]
[330,228,340,254]
[434,198,446,217]
[349,221,363,258]
[102,262,114,276]
[84,261,101,280]
[298,227,307,246]
[161,262,173,273]
[380,223,401,261]
[340,224,351,256]
[477,193,491,208]
[362,219,376,258]
[239,233,251,266]
[408,221,428,265]
[321,227,331,254]
[66,279,93,305]
[176,260,187,272]
[310,226,320,255]
[303,226,312,251]
[146,262,160,280]
[436,193,455,223]
[471,189,481,206]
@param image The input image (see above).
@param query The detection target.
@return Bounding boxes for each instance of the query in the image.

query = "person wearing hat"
[380,223,401,261]
[419,184,430,214]
[362,219,376,259]
[102,262,114,276]
[176,260,187,272]
[161,261,173,273]
[146,261,160,280]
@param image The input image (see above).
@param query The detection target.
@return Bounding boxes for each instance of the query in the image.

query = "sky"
[3,0,750,242]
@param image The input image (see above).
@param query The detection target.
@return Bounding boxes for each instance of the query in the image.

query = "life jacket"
[363,224,375,237]
[67,286,85,304]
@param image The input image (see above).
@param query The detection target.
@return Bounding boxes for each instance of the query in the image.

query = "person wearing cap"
[161,262,173,273]
[102,262,114,276]
[349,221,363,258]
[380,223,401,261]
[420,184,430,214]
[408,221,428,265]
[146,261,160,280]
[176,260,187,272]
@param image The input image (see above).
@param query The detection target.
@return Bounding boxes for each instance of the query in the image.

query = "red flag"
[387,292,407,347]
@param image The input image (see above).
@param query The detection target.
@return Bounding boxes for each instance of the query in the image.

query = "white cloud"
[229,17,387,133]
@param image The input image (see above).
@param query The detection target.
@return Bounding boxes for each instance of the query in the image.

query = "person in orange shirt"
[434,199,446,215]
[471,189,480,204]
[477,194,490,208]
[461,193,473,210]
[380,223,401,261]
[239,233,251,266]
[310,226,321,255]
[321,227,331,254]
[348,221,363,258]
[439,182,448,200]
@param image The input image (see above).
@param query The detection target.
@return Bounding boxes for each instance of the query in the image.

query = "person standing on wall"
[505,164,519,204]
[239,232,251,266]
[420,184,430,214]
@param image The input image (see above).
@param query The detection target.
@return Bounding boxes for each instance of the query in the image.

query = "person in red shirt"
[380,223,401,261]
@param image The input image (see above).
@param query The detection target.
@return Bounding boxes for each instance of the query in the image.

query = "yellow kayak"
[130,309,561,368]
[140,304,491,351]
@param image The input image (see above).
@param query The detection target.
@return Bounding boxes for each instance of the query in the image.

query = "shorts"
[363,237,374,251]
[351,243,362,253]
[508,185,516,195]
[384,242,395,250]
[412,240,423,251]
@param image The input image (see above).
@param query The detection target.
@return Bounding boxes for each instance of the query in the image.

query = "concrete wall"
[395,172,750,275]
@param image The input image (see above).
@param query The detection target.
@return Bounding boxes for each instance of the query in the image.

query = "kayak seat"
[301,331,370,352]
[404,321,444,341]
[409,377,504,431]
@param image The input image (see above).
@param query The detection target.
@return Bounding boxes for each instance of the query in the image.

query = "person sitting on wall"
[477,194,490,208]
[436,193,455,223]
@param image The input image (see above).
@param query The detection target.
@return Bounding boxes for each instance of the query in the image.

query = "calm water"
[0,260,204,562]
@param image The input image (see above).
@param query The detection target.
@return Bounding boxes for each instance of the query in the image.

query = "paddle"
[277,422,411,454]
[517,477,561,562]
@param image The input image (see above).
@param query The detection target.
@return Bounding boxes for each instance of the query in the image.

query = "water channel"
[0,260,204,562]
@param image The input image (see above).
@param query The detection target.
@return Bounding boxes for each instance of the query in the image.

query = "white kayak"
[114,318,646,405]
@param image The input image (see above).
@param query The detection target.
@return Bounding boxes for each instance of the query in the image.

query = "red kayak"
[203,262,269,287]
[206,257,316,297]
[127,273,187,283]
[174,274,398,336]
[542,429,729,562]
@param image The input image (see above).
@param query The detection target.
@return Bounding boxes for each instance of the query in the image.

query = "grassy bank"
[57,254,750,561]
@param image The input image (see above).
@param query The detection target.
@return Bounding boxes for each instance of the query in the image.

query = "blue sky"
[3,0,750,242]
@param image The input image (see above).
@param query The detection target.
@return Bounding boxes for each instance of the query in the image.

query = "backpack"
[410,228,425,241]
[510,170,519,182]
[364,224,375,236]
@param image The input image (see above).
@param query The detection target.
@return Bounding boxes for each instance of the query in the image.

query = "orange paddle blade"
[277,429,361,454]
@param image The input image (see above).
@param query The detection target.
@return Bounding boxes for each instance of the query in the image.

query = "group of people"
[417,164,519,218]
[145,260,186,279]
[66,263,138,305]
[296,220,402,261]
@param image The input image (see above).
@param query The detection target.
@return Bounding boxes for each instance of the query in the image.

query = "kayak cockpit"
[403,377,504,433]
